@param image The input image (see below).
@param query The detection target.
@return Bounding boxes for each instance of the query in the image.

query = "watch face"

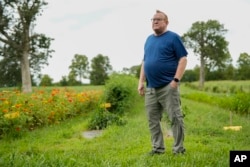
[174,78,179,82]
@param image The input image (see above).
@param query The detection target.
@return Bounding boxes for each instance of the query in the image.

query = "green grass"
[189,80,250,93]
[0,86,250,167]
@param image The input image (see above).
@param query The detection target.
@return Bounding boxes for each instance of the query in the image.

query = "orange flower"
[0,98,7,101]
[16,127,21,131]
[51,89,60,96]
[2,109,8,113]
[15,104,22,108]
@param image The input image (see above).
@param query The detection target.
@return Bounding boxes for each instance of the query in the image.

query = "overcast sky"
[36,0,250,82]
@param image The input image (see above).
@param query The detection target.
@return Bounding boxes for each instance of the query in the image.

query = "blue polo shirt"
[143,31,188,88]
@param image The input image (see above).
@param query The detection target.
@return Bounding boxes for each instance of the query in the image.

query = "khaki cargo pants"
[145,84,185,153]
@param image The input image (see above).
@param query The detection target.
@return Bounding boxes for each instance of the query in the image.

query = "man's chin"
[153,30,162,35]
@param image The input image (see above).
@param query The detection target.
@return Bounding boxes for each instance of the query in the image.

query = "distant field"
[185,80,250,93]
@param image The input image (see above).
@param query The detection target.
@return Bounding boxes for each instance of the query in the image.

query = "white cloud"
[36,0,250,82]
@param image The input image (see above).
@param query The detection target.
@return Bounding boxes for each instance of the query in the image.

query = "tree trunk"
[21,27,32,93]
[199,55,205,89]
[21,50,32,93]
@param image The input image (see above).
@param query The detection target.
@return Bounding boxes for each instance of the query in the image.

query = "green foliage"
[39,74,53,86]
[236,52,250,80]
[231,93,250,115]
[87,107,126,130]
[0,0,54,92]
[0,93,250,166]
[182,19,231,88]
[67,71,81,86]
[87,74,139,130]
[182,69,199,82]
[89,54,112,85]
[0,57,22,87]
[183,81,250,115]
[69,54,89,83]
[129,64,141,78]
[183,20,230,69]
[1,81,250,166]
[59,76,68,86]
[104,74,138,115]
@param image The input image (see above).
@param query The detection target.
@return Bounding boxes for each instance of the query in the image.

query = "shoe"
[173,148,186,155]
[148,150,165,156]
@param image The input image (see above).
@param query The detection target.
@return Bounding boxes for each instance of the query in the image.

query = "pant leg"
[157,84,185,153]
[145,88,165,152]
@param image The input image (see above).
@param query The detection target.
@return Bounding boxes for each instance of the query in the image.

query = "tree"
[182,20,231,88]
[123,65,141,78]
[69,54,89,83]
[121,67,130,74]
[90,54,112,85]
[182,68,199,82]
[67,70,80,86]
[224,64,236,80]
[0,0,53,92]
[59,76,68,86]
[236,52,250,80]
[39,74,53,86]
[0,55,21,87]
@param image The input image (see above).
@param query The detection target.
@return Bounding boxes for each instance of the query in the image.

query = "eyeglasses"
[151,18,165,22]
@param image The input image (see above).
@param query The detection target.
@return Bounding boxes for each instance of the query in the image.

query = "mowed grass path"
[0,90,250,166]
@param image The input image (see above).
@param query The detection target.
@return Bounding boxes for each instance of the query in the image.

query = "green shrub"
[87,74,139,130]
[229,85,237,93]
[231,93,250,115]
[87,107,127,130]
[182,91,250,115]
[212,86,219,93]
[104,74,138,115]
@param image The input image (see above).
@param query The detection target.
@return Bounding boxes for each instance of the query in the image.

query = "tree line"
[182,51,250,84]
[1,0,250,92]
[39,50,250,87]
[39,54,112,86]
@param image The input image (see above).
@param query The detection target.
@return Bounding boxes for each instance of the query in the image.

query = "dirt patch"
[166,129,173,138]
[82,130,103,139]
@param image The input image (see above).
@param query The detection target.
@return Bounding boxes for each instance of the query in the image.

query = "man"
[138,10,187,155]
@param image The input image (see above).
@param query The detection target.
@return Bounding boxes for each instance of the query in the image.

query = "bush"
[87,107,127,130]
[231,93,250,115]
[182,91,250,115]
[104,74,138,115]
[87,74,139,130]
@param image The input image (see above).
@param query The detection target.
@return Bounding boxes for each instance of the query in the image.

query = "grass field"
[0,83,249,167]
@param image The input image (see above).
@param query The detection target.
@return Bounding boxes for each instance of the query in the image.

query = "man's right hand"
[138,83,145,96]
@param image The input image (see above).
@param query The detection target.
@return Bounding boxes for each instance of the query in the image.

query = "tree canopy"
[182,20,231,88]
[69,54,89,83]
[90,54,112,85]
[236,52,250,80]
[0,0,53,92]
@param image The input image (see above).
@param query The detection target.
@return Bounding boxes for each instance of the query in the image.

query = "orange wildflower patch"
[2,109,8,113]
[0,98,7,101]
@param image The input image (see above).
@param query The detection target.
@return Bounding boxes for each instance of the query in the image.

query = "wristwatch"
[173,78,179,82]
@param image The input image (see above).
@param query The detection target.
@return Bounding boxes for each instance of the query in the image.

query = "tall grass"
[188,80,250,93]
[0,84,250,166]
